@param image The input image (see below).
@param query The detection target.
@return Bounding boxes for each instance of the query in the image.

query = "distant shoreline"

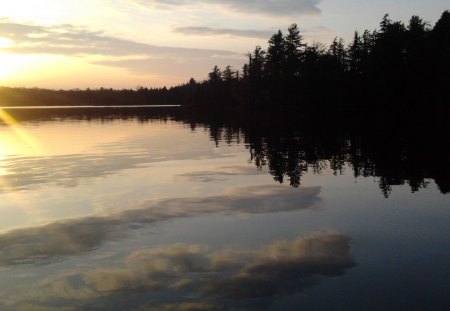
[0,105,181,109]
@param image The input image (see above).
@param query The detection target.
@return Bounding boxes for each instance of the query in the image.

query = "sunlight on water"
[0,108,43,156]
[0,145,6,176]
[0,108,448,311]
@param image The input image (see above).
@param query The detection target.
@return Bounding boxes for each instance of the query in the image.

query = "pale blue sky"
[0,0,447,88]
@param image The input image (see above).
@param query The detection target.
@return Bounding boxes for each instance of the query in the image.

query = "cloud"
[0,20,237,58]
[131,0,321,17]
[0,132,234,194]
[175,165,266,182]
[0,19,331,82]
[91,54,246,80]
[5,233,355,310]
[0,185,321,266]
[0,20,244,80]
[173,26,275,39]
[172,25,334,43]
[301,26,335,42]
[0,20,248,81]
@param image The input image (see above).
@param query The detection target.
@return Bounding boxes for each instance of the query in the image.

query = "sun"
[0,143,5,161]
[0,39,15,78]
[0,0,74,24]
[0,53,40,80]
[0,53,20,79]
[0,38,12,49]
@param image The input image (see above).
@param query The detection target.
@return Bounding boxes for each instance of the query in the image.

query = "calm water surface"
[0,107,448,310]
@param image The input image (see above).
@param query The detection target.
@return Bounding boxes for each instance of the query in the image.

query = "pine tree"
[284,23,305,78]
[248,46,265,82]
[208,65,222,83]
[266,30,285,79]
[348,32,363,75]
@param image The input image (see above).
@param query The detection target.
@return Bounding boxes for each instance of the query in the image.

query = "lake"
[0,106,449,310]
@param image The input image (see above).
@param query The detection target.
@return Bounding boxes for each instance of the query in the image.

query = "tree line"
[184,10,450,111]
[1,11,449,111]
[0,86,173,106]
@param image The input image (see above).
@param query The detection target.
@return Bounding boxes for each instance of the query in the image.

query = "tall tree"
[348,31,363,75]
[329,37,347,72]
[248,46,265,83]
[284,23,305,79]
[373,14,407,83]
[360,30,376,75]
[431,10,450,95]
[208,65,222,83]
[222,65,235,83]
[405,15,429,81]
[432,10,450,50]
[266,30,285,79]
[302,42,326,81]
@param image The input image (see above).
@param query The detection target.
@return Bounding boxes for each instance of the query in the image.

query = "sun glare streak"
[0,109,43,156]
[0,145,6,176]
[0,109,43,195]
[0,143,11,188]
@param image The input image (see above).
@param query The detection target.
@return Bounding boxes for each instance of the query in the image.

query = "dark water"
[0,107,448,310]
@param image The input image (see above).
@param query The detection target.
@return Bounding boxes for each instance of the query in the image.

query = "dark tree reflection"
[176,109,450,197]
[2,106,449,197]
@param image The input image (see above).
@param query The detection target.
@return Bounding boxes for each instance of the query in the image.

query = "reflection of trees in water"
[3,107,449,197]
[181,110,450,198]
[0,106,175,124]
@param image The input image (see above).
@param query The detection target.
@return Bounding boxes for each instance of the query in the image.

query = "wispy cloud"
[131,0,322,17]
[172,25,334,42]
[175,165,267,182]
[0,20,238,58]
[91,54,246,80]
[173,26,275,39]
[0,20,245,81]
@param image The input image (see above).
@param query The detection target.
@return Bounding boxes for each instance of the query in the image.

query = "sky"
[0,0,448,89]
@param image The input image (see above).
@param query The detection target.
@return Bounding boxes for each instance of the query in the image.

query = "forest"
[1,10,449,112]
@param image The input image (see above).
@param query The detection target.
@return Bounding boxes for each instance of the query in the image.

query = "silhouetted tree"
[248,46,265,82]
[348,31,363,75]
[266,30,285,80]
[284,23,305,79]
[208,65,222,83]
[373,14,407,88]
[222,66,235,82]
[329,37,347,73]
[431,10,450,101]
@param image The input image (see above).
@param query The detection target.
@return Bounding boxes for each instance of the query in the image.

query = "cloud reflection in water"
[5,233,355,310]
[0,185,322,266]
[0,145,232,193]
[175,166,266,182]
